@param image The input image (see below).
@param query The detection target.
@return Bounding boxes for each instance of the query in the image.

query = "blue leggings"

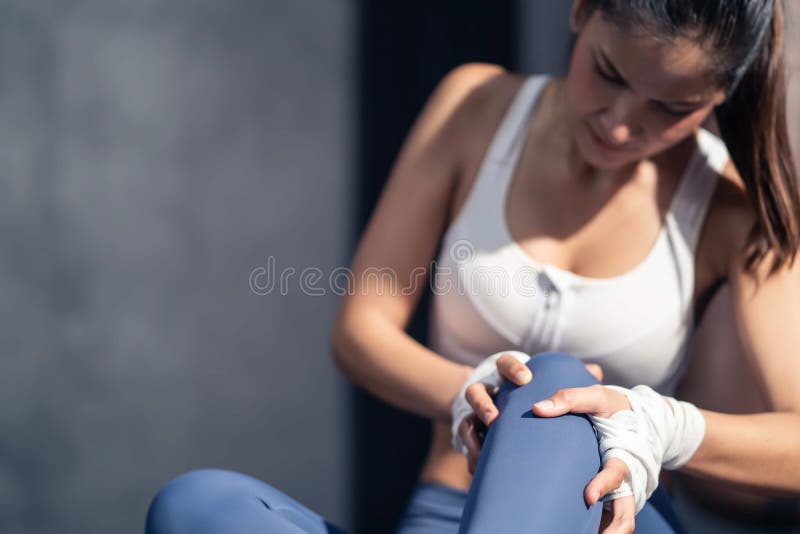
[145,352,687,533]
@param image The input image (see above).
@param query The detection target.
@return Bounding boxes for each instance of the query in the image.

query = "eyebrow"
[594,48,705,108]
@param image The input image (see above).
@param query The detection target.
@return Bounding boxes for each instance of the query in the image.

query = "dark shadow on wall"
[353,2,517,532]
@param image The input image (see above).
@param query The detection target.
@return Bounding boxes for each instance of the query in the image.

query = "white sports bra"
[428,73,730,395]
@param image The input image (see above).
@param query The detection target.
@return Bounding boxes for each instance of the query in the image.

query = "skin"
[675,283,791,518]
[331,1,800,532]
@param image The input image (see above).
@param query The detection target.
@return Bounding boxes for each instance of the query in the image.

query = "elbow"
[330,305,392,385]
[329,320,354,381]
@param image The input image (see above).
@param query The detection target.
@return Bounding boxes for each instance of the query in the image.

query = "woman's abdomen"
[418,420,473,491]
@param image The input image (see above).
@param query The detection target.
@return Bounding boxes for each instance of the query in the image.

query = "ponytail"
[715,0,800,276]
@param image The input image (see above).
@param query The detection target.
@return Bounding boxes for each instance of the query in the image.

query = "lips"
[588,123,626,152]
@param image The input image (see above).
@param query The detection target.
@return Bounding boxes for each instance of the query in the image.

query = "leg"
[145,468,348,534]
[397,482,468,534]
[458,351,688,533]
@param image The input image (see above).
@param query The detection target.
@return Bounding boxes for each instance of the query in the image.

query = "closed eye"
[593,61,623,86]
[657,104,692,117]
[594,59,695,118]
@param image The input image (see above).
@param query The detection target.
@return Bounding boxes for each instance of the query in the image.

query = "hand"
[532,384,636,533]
[532,381,705,530]
[597,477,636,534]
[456,352,603,474]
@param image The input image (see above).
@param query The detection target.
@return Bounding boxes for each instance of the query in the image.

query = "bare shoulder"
[439,65,534,224]
[447,64,531,144]
[396,62,517,184]
[704,158,757,279]
[440,62,509,95]
[332,63,521,330]
[431,62,522,149]
[438,62,516,105]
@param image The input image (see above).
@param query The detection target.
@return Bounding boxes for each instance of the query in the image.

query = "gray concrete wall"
[0,2,353,533]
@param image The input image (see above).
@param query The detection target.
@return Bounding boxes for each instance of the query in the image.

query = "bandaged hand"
[450,351,604,471]
[450,350,532,457]
[536,383,706,514]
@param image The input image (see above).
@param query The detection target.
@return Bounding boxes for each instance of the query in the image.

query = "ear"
[569,0,591,34]
[701,83,728,109]
[711,88,728,107]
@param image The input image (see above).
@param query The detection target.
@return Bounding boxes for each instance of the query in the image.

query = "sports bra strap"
[485,74,550,162]
[670,128,730,251]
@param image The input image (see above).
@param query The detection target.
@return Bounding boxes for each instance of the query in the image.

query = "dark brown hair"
[578,0,800,276]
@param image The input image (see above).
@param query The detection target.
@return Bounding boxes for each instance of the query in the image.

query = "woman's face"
[566,4,728,170]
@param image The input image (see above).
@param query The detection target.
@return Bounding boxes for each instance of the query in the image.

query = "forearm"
[680,409,800,495]
[331,309,472,422]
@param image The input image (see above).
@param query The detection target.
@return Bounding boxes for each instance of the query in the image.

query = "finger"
[459,415,484,474]
[584,363,603,382]
[584,457,628,506]
[532,384,607,417]
[496,353,532,385]
[465,383,499,426]
[467,452,478,475]
[600,495,635,534]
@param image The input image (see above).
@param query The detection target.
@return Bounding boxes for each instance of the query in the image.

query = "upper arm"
[723,163,800,413]
[333,63,508,333]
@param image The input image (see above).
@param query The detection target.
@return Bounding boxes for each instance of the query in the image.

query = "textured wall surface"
[0,2,353,533]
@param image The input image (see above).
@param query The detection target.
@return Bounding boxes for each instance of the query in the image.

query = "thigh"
[145,468,347,534]
[396,479,685,534]
[396,482,468,534]
[459,352,604,533]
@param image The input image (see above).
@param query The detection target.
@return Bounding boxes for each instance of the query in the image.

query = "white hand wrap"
[587,385,706,514]
[450,350,530,455]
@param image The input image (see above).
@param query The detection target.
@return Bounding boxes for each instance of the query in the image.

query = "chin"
[575,131,635,171]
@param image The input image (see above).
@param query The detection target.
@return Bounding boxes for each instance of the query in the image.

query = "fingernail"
[516,370,532,383]
[534,399,554,410]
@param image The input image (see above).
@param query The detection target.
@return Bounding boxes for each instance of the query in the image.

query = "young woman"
[145,0,800,532]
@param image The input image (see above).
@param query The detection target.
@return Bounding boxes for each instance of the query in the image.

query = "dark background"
[354,4,516,531]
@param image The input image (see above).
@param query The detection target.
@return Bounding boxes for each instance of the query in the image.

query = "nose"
[597,90,642,145]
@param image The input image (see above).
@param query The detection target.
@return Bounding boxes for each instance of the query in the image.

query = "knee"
[526,351,598,385]
[493,352,598,411]
[145,468,239,534]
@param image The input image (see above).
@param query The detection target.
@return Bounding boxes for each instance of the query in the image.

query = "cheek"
[568,76,604,117]
[645,108,711,151]
[566,40,610,115]
[569,65,607,117]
